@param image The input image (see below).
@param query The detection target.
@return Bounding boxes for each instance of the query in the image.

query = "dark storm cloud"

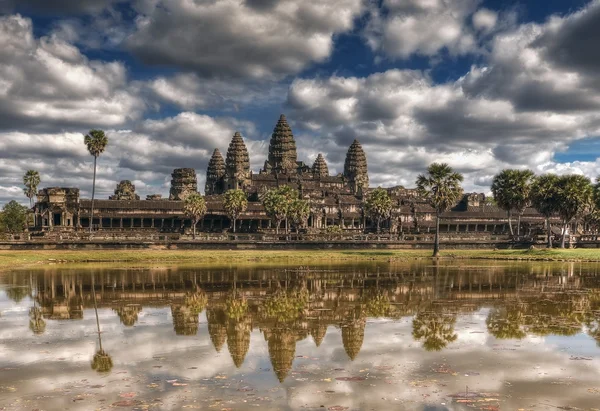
[540,0,600,74]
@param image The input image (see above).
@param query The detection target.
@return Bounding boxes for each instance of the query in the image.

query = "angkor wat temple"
[32,114,556,237]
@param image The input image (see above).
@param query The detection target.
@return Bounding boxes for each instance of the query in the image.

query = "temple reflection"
[4,261,600,382]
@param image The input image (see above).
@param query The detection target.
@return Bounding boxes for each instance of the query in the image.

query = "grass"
[0,247,598,271]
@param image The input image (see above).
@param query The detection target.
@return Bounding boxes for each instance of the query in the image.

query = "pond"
[1,260,600,410]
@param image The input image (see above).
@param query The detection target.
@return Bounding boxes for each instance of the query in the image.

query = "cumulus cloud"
[365,0,482,59]
[127,0,365,80]
[0,14,144,132]
[287,0,600,191]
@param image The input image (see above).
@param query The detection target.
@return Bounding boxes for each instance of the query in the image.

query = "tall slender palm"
[554,174,593,248]
[491,169,535,236]
[184,192,207,239]
[223,189,248,233]
[84,130,108,232]
[23,170,41,208]
[416,163,464,257]
[531,174,560,248]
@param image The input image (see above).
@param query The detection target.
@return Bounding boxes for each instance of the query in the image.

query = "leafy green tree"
[263,186,297,234]
[84,130,108,232]
[288,198,310,233]
[412,311,458,351]
[531,174,560,248]
[491,169,535,236]
[554,175,593,248]
[184,193,207,239]
[416,163,464,257]
[23,170,40,208]
[0,201,28,235]
[364,187,393,233]
[223,189,248,233]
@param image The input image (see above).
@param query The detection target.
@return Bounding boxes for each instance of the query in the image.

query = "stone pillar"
[161,219,164,228]
[131,218,134,228]
[151,219,155,228]
[120,218,123,229]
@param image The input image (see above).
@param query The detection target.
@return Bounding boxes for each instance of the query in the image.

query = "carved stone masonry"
[109,180,140,201]
[265,114,297,174]
[169,168,198,201]
[205,148,226,195]
[312,153,329,178]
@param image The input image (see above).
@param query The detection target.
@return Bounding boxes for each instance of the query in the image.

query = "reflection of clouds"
[1,306,600,410]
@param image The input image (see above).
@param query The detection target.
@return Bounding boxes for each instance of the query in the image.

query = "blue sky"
[0,0,599,203]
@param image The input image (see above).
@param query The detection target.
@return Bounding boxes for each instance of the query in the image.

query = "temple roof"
[344,139,368,187]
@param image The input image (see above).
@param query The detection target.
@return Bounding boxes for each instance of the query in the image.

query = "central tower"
[263,114,297,174]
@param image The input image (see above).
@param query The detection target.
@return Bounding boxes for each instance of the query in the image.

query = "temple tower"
[341,318,366,361]
[343,140,369,195]
[311,154,329,178]
[266,329,297,383]
[169,168,198,200]
[227,317,251,368]
[109,180,140,200]
[225,132,251,190]
[205,148,226,195]
[263,114,297,174]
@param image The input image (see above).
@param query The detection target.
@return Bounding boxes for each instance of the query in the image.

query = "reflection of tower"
[207,308,228,352]
[113,304,142,327]
[341,318,366,361]
[266,328,297,383]
[227,316,252,368]
[310,323,328,347]
[171,305,199,336]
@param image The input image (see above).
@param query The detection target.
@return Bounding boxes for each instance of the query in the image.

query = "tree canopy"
[184,192,207,239]
[84,129,108,157]
[223,189,248,233]
[364,187,392,232]
[23,170,40,208]
[491,169,535,235]
[0,200,28,235]
[262,186,297,234]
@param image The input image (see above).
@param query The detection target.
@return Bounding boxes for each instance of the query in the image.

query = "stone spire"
[225,132,250,190]
[267,329,297,383]
[109,180,140,200]
[341,318,366,361]
[169,168,198,201]
[227,317,251,368]
[310,323,328,347]
[207,308,228,353]
[113,305,141,327]
[205,148,226,195]
[311,154,329,178]
[265,114,297,174]
[343,140,369,195]
[171,305,199,336]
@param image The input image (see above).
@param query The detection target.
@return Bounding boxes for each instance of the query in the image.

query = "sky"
[1,0,600,205]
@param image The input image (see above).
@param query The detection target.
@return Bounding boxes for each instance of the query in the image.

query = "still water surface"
[2,260,600,410]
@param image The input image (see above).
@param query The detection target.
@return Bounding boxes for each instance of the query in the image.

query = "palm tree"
[554,175,593,248]
[531,174,560,248]
[84,130,108,232]
[491,169,535,236]
[263,186,296,234]
[416,163,464,257]
[23,170,40,208]
[223,189,248,233]
[412,310,458,351]
[287,198,310,233]
[364,187,393,233]
[91,274,112,373]
[184,192,207,239]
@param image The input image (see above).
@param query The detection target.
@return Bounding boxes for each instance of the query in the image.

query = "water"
[1,260,600,410]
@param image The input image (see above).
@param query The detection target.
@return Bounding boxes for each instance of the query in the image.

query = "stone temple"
[32,114,557,236]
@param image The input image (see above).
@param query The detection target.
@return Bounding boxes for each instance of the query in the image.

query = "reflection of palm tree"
[486,305,526,340]
[91,275,112,373]
[29,306,46,335]
[412,310,458,351]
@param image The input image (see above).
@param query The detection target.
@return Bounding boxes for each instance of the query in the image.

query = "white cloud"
[127,0,365,80]
[473,8,498,32]
[0,14,145,132]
